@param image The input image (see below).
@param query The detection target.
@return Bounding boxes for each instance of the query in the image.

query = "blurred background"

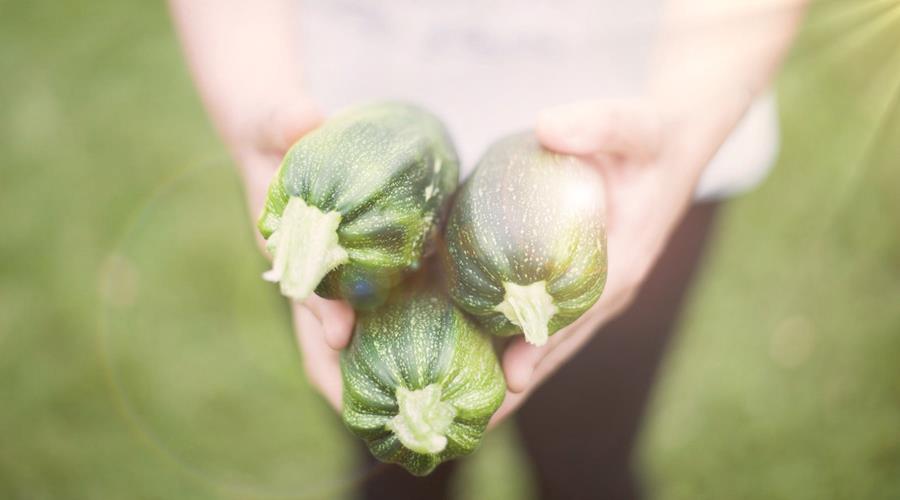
[1,1,899,499]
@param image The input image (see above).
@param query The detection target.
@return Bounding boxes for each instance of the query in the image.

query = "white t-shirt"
[298,0,779,200]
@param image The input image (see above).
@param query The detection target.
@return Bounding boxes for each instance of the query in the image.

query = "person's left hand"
[489,99,718,426]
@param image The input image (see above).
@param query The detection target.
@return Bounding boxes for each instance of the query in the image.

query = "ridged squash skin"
[341,290,505,476]
[443,133,607,345]
[258,102,459,309]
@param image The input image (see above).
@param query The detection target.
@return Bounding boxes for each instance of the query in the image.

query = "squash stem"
[262,197,348,301]
[495,281,558,347]
[387,385,457,455]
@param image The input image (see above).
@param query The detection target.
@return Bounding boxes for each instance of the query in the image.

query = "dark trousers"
[357,202,721,500]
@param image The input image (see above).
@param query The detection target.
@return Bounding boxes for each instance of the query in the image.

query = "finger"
[292,304,343,411]
[536,100,661,160]
[501,338,545,393]
[492,316,602,427]
[501,298,610,391]
[488,389,527,430]
[239,99,323,216]
[240,154,280,221]
[501,329,575,395]
[305,295,356,350]
[500,323,578,394]
[259,98,324,154]
[493,301,620,427]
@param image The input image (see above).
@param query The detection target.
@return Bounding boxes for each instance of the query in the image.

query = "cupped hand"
[235,97,713,422]
[490,99,711,426]
[230,96,352,411]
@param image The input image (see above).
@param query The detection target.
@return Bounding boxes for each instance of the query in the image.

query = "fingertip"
[535,105,584,154]
[537,99,662,160]
[323,316,353,350]
[307,296,355,350]
[536,102,584,128]
[291,304,344,412]
[502,339,542,393]
[261,98,325,154]
[280,99,324,146]
[535,103,601,155]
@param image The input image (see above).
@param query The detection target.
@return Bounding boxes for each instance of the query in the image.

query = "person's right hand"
[490,95,744,426]
[227,95,352,411]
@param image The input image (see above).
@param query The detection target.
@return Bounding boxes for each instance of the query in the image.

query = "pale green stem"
[262,197,348,301]
[387,385,457,455]
[495,280,558,347]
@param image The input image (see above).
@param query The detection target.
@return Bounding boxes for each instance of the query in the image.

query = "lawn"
[1,1,898,499]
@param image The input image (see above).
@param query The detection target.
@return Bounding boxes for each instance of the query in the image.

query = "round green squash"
[258,102,459,309]
[443,132,607,346]
[341,290,505,476]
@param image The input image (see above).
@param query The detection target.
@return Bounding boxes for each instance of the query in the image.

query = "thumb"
[259,98,325,154]
[536,100,661,160]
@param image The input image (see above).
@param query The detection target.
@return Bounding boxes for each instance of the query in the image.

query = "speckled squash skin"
[258,102,459,309]
[340,290,506,476]
[443,132,607,341]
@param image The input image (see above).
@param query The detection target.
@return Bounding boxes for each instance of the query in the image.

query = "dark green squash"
[258,102,459,309]
[341,289,505,476]
[443,132,607,346]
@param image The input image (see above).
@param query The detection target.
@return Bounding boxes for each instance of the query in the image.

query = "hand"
[490,99,715,426]
[228,96,353,411]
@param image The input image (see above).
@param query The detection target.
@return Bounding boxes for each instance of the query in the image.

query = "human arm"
[493,0,808,424]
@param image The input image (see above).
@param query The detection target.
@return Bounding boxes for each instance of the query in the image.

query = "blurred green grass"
[1,0,898,499]
[640,1,900,499]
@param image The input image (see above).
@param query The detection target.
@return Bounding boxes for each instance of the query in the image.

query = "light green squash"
[258,102,459,309]
[341,289,505,476]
